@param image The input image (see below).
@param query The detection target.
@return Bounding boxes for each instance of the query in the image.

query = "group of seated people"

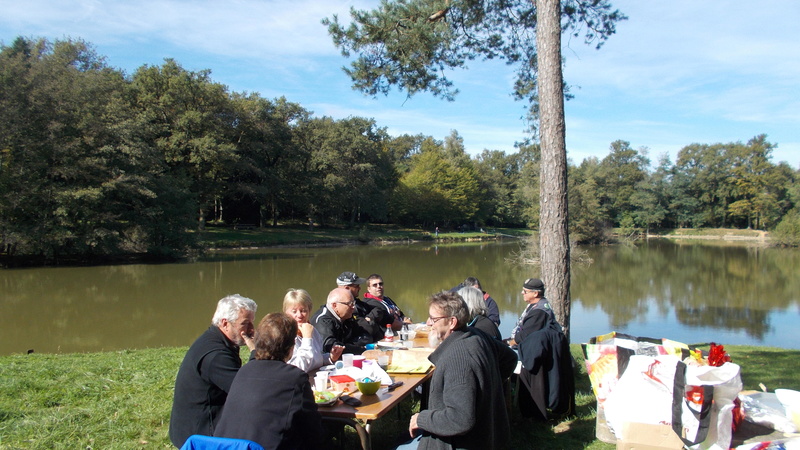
[168,272,571,450]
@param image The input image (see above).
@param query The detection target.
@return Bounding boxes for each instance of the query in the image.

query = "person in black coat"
[510,278,574,421]
[168,294,258,448]
[214,312,324,449]
[336,271,391,342]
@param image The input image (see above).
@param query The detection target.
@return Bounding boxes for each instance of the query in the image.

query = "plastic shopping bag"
[672,361,742,450]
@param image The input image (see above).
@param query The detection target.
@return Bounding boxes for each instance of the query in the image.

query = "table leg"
[322,417,372,450]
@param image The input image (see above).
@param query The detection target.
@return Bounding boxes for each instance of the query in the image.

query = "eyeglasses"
[336,301,356,307]
[428,316,452,324]
[370,282,384,287]
[522,289,533,294]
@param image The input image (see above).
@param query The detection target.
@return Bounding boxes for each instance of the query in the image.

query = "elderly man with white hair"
[169,294,257,448]
[312,287,371,355]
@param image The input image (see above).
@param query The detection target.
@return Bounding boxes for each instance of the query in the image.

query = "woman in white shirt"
[283,289,343,372]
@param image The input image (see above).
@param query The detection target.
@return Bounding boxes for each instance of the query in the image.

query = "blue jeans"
[394,435,421,450]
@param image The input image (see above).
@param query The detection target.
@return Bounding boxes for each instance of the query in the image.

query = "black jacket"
[213,359,324,449]
[517,319,575,416]
[311,304,369,354]
[169,326,243,448]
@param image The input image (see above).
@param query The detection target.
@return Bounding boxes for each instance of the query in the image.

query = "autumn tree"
[324,0,624,338]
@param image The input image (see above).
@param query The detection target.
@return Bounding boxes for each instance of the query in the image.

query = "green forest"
[2,37,799,262]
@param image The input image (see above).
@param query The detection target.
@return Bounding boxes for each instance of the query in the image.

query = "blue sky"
[2,0,798,169]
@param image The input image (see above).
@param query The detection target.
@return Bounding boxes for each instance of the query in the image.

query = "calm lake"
[1,239,798,355]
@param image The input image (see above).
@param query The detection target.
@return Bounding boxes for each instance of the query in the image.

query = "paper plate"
[313,390,340,406]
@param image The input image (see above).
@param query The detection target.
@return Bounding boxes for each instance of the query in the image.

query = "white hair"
[457,286,487,320]
[211,294,257,326]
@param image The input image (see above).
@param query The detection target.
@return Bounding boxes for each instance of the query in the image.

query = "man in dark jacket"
[168,294,257,448]
[405,291,517,449]
[312,287,370,354]
[336,271,391,342]
[509,278,574,421]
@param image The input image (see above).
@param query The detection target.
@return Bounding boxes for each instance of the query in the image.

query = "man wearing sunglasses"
[364,273,412,331]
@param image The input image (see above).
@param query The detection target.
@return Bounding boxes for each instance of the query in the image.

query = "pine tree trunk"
[536,0,571,340]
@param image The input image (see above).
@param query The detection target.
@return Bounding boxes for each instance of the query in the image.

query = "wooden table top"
[314,335,435,421]
[315,371,432,421]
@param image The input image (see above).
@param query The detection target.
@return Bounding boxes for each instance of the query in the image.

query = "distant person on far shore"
[169,294,257,448]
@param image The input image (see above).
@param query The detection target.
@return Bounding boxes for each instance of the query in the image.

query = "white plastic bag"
[603,355,680,436]
[673,361,742,450]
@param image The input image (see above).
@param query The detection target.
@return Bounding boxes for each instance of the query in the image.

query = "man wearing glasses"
[335,271,391,342]
[311,287,370,355]
[402,291,517,449]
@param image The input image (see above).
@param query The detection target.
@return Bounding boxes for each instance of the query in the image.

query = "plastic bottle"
[384,324,394,342]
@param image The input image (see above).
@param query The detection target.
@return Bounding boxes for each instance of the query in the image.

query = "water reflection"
[1,240,798,355]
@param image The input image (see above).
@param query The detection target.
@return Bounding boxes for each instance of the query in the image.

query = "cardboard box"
[616,422,684,450]
[329,375,356,393]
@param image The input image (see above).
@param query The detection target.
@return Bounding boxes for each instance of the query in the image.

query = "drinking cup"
[377,354,390,369]
[403,340,414,349]
[314,375,327,391]
[342,353,354,367]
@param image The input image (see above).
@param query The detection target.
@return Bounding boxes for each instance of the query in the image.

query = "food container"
[356,378,381,395]
[329,374,356,393]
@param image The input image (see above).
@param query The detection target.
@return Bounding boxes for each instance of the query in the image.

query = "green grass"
[1,344,796,449]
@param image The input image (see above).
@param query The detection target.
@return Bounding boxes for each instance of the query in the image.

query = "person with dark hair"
[365,273,411,331]
[401,291,517,449]
[213,313,324,449]
[169,294,257,448]
[451,276,501,326]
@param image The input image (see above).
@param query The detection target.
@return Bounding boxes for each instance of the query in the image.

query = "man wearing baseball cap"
[509,277,556,345]
[336,271,390,342]
[509,277,574,421]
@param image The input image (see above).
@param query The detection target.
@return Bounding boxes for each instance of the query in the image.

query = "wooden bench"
[233,223,256,230]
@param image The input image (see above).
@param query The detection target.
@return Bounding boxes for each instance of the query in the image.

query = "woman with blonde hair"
[283,288,343,372]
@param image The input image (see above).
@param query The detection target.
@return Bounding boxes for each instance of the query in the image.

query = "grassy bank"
[1,345,797,449]
[197,224,531,249]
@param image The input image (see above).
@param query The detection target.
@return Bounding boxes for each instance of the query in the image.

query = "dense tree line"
[1,37,798,261]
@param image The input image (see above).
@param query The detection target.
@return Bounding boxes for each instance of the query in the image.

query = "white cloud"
[2,0,798,166]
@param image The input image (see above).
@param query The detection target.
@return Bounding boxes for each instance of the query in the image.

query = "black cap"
[523,278,544,290]
[337,271,365,286]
